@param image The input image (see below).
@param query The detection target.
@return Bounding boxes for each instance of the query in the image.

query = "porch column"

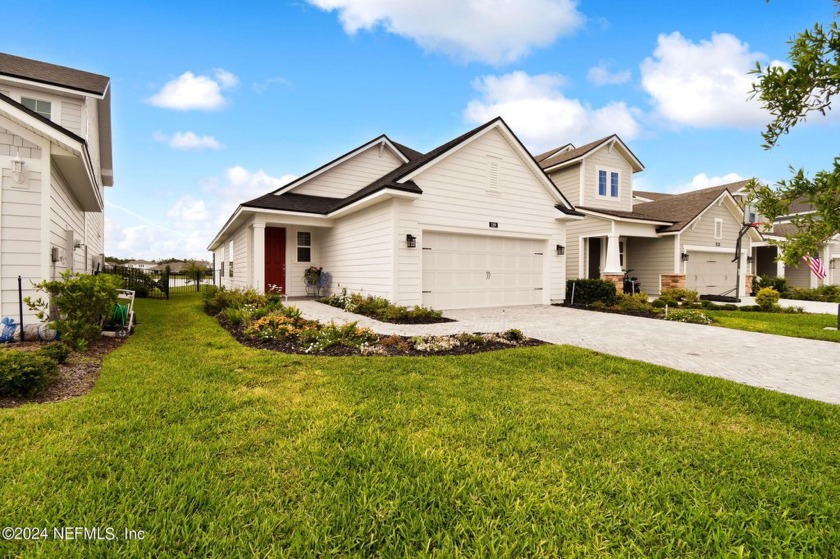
[603,234,622,274]
[253,223,266,292]
[776,247,785,279]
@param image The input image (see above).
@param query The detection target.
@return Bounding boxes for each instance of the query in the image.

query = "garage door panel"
[422,232,545,309]
[687,251,737,295]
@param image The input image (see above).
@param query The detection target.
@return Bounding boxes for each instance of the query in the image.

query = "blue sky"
[4,0,838,259]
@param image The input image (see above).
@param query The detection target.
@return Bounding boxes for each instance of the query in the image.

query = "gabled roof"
[0,52,110,96]
[391,141,423,161]
[633,184,735,233]
[534,143,574,163]
[578,182,751,234]
[539,135,644,173]
[632,190,673,202]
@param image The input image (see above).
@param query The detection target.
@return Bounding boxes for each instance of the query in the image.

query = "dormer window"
[598,170,620,198]
[21,97,51,120]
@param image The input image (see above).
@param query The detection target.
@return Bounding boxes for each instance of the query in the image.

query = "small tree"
[25,271,122,351]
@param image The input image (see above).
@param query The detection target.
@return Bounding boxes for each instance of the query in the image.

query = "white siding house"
[0,52,113,322]
[208,118,582,309]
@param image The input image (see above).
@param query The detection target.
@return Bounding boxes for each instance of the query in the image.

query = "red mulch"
[0,336,125,409]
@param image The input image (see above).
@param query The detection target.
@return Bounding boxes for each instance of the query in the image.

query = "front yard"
[708,310,840,342]
[1,293,838,557]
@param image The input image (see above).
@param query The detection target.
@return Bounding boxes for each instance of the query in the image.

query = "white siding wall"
[292,145,404,198]
[284,226,324,297]
[0,124,45,321]
[548,165,581,206]
[50,169,87,274]
[231,227,250,289]
[784,262,811,289]
[395,128,568,306]
[681,202,742,250]
[320,201,395,299]
[581,146,634,211]
[61,99,83,135]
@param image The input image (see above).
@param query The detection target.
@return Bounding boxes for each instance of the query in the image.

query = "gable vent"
[487,156,501,193]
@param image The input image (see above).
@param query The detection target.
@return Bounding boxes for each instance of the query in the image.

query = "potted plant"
[304,266,323,296]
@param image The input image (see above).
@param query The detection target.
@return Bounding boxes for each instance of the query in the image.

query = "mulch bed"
[0,336,125,409]
[317,300,455,324]
[220,318,545,357]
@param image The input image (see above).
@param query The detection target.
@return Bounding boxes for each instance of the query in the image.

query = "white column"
[603,234,623,274]
[776,247,785,279]
[252,223,266,292]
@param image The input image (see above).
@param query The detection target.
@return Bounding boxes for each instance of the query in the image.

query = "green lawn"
[1,293,839,557]
[708,310,840,342]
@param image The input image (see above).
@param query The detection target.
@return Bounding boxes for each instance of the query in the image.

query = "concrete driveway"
[293,300,840,405]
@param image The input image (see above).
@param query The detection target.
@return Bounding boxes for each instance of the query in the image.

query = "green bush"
[202,286,268,316]
[320,290,443,324]
[660,288,699,304]
[755,287,781,311]
[0,351,59,396]
[613,292,658,314]
[753,275,788,296]
[299,321,378,353]
[503,329,525,342]
[566,279,618,306]
[785,285,840,302]
[25,271,122,351]
[37,342,72,364]
[663,309,713,325]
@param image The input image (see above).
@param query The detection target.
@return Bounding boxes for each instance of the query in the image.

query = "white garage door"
[687,251,737,295]
[421,231,545,310]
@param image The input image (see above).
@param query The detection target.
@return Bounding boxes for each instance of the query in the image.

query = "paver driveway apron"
[293,300,840,405]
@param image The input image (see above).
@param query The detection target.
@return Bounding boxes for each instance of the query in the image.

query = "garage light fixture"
[556,244,565,256]
[11,152,25,184]
[747,255,753,264]
[681,252,689,262]
[405,234,417,248]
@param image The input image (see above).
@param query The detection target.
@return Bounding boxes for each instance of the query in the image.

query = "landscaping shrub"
[503,329,525,342]
[321,290,444,323]
[660,288,699,304]
[245,310,319,342]
[613,293,659,314]
[37,341,72,364]
[565,278,617,306]
[755,287,781,312]
[753,275,788,296]
[299,321,378,353]
[663,309,713,325]
[25,271,122,351]
[785,285,840,303]
[202,285,268,316]
[0,351,59,396]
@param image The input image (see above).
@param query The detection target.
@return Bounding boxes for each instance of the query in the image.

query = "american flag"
[804,255,827,280]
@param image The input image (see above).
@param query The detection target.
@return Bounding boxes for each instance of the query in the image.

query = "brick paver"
[291,300,840,405]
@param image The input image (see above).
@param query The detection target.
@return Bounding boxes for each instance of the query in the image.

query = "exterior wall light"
[747,255,754,264]
[11,153,25,184]
[681,252,689,262]
[556,244,565,256]
[406,234,417,248]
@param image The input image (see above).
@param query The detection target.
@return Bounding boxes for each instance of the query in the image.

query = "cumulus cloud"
[153,131,223,151]
[666,172,745,193]
[307,0,584,64]
[463,71,642,152]
[147,69,238,111]
[640,32,774,127]
[587,62,631,85]
[105,167,296,260]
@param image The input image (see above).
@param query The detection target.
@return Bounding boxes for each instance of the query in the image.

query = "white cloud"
[666,172,745,194]
[147,69,238,111]
[587,62,631,85]
[105,168,296,260]
[640,32,769,127]
[153,131,223,151]
[253,77,293,93]
[307,0,584,64]
[463,71,642,152]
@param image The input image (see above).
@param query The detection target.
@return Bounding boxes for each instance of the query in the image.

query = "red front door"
[265,227,286,294]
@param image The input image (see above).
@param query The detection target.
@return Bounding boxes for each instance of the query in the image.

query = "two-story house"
[537,136,761,298]
[0,52,113,321]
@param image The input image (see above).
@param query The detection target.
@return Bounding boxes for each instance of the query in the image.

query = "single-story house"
[0,52,113,321]
[208,117,583,309]
[535,136,762,298]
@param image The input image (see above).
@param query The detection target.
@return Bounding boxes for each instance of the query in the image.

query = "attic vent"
[487,156,501,193]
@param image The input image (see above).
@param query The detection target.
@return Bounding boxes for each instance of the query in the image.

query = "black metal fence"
[101,265,218,299]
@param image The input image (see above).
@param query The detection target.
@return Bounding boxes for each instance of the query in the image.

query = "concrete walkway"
[292,300,840,405]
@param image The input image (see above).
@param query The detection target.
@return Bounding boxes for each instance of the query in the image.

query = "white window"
[228,240,234,277]
[297,231,312,262]
[714,218,723,240]
[21,97,51,120]
[598,170,619,198]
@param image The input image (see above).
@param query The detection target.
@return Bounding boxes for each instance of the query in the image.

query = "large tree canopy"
[747,1,840,265]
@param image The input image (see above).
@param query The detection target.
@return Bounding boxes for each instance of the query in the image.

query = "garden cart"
[102,289,136,338]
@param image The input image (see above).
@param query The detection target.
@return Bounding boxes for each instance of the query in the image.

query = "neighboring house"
[730,187,840,287]
[208,117,582,309]
[125,259,156,270]
[535,136,761,298]
[0,52,113,321]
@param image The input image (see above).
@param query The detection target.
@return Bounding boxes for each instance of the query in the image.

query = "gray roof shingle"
[0,52,109,96]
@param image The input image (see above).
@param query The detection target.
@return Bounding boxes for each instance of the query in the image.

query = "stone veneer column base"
[601,274,625,293]
[745,274,754,296]
[660,274,686,292]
